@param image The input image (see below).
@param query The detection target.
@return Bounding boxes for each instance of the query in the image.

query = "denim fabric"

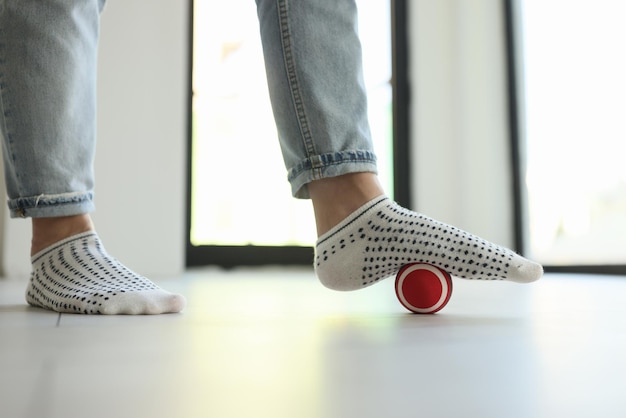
[0,0,104,218]
[256,0,377,198]
[0,0,377,218]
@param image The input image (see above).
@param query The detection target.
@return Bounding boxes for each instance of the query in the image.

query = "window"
[509,0,626,272]
[188,1,400,266]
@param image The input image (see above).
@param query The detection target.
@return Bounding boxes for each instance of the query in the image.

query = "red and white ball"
[395,263,453,314]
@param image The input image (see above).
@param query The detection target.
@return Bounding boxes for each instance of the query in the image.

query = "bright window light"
[520,0,626,265]
[190,1,392,247]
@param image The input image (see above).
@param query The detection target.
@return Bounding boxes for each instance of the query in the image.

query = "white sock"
[315,196,543,291]
[26,231,186,314]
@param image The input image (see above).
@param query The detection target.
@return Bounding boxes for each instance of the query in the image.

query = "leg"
[0,0,185,314]
[308,172,383,236]
[256,0,542,290]
[31,215,94,256]
[255,0,377,199]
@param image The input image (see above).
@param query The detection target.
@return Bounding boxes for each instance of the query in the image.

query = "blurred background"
[1,0,624,278]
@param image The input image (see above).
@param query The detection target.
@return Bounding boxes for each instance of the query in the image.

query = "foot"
[314,196,543,290]
[27,230,186,314]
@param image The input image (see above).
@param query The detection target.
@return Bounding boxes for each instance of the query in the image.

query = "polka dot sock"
[26,231,186,314]
[315,196,543,291]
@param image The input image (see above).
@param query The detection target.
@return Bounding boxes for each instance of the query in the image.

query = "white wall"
[0,0,189,279]
[410,0,515,248]
[93,0,188,278]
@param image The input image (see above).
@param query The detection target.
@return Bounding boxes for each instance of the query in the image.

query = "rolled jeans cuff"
[289,150,378,199]
[8,191,95,218]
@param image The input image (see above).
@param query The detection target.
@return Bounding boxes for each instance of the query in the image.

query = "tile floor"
[1,268,625,418]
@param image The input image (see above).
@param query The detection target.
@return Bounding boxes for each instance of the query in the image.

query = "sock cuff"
[316,195,389,246]
[31,231,98,263]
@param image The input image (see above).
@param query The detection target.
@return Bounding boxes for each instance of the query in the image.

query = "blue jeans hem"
[8,192,95,218]
[288,150,378,199]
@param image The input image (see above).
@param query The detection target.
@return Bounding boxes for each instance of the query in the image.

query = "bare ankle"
[308,172,384,236]
[31,214,94,256]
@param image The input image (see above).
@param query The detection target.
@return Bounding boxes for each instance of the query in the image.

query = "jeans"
[0,0,377,218]
[256,0,377,198]
[0,0,105,218]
